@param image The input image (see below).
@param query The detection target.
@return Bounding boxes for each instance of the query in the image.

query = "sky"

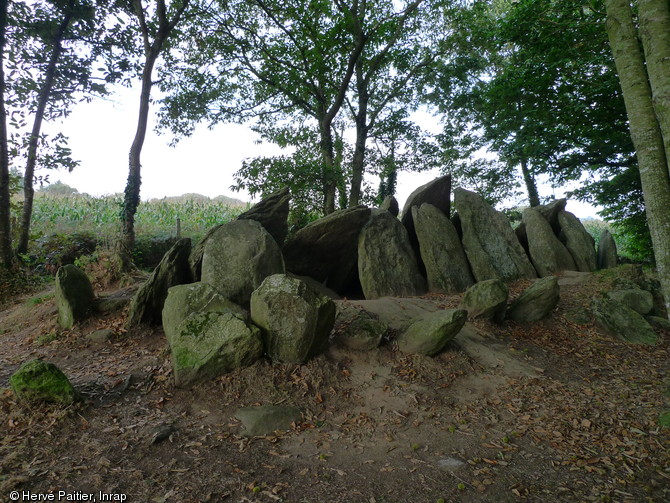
[43,84,602,218]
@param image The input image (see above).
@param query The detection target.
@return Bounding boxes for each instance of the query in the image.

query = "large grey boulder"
[606,289,654,315]
[400,175,452,271]
[454,189,536,282]
[168,311,263,387]
[557,211,597,272]
[282,206,371,294]
[412,203,474,293]
[55,264,95,329]
[10,359,79,405]
[380,195,399,217]
[461,279,509,323]
[597,230,618,269]
[127,238,192,326]
[536,198,567,232]
[507,276,560,322]
[250,274,336,363]
[397,309,467,356]
[358,210,426,299]
[162,282,247,342]
[592,297,658,345]
[202,220,284,305]
[334,304,387,351]
[237,187,290,246]
[523,207,576,277]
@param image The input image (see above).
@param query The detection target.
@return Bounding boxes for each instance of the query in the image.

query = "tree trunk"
[638,0,670,173]
[520,158,541,207]
[0,0,12,268]
[605,0,670,317]
[17,10,72,255]
[349,86,369,207]
[319,119,337,214]
[119,51,159,270]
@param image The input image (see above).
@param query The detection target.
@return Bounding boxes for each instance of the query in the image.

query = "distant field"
[28,192,247,245]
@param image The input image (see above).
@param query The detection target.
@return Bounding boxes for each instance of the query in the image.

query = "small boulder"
[397,309,467,356]
[86,329,114,344]
[461,279,509,323]
[168,311,263,387]
[250,274,336,363]
[358,210,426,299]
[282,205,371,294]
[127,238,192,326]
[412,203,474,293]
[55,264,95,329]
[557,211,597,272]
[237,187,290,246]
[646,315,670,331]
[202,220,284,305]
[162,282,247,342]
[454,188,536,282]
[236,405,302,437]
[380,195,399,217]
[523,207,576,277]
[9,359,79,405]
[597,230,618,269]
[592,297,658,345]
[606,289,654,316]
[507,276,560,322]
[334,304,387,351]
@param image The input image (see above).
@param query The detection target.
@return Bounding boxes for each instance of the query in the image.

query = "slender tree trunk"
[17,11,71,255]
[638,0,670,173]
[349,84,369,207]
[119,50,160,270]
[605,0,670,317]
[0,0,12,268]
[319,119,337,214]
[520,158,541,207]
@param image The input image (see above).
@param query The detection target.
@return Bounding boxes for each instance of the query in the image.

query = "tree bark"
[17,6,72,255]
[520,158,541,207]
[0,0,12,268]
[319,118,337,214]
[349,97,368,207]
[638,0,670,173]
[605,0,670,317]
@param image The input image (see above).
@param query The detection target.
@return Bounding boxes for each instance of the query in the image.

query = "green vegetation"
[28,191,245,245]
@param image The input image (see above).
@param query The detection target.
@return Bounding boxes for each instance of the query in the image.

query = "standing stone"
[400,175,452,272]
[557,210,597,272]
[55,264,95,328]
[461,279,509,323]
[358,210,426,299]
[168,312,263,387]
[237,187,291,246]
[454,188,536,282]
[523,207,576,277]
[189,224,224,281]
[597,229,618,269]
[397,309,467,356]
[250,274,336,363]
[536,198,567,233]
[162,282,247,342]
[507,276,560,322]
[127,238,192,326]
[282,206,371,294]
[380,195,400,217]
[10,359,79,405]
[202,220,284,305]
[412,203,474,293]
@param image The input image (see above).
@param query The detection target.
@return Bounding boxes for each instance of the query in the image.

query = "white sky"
[42,84,601,218]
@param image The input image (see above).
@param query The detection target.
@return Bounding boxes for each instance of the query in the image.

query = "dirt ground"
[1,269,669,503]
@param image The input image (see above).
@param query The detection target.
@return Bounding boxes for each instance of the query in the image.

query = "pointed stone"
[597,229,618,269]
[523,207,576,276]
[237,186,290,246]
[557,210,597,272]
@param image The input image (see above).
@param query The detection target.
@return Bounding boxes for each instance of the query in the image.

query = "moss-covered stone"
[334,305,387,351]
[397,309,467,356]
[169,312,263,387]
[9,359,79,405]
[461,279,509,323]
[592,297,658,345]
[55,264,95,328]
[507,276,560,323]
